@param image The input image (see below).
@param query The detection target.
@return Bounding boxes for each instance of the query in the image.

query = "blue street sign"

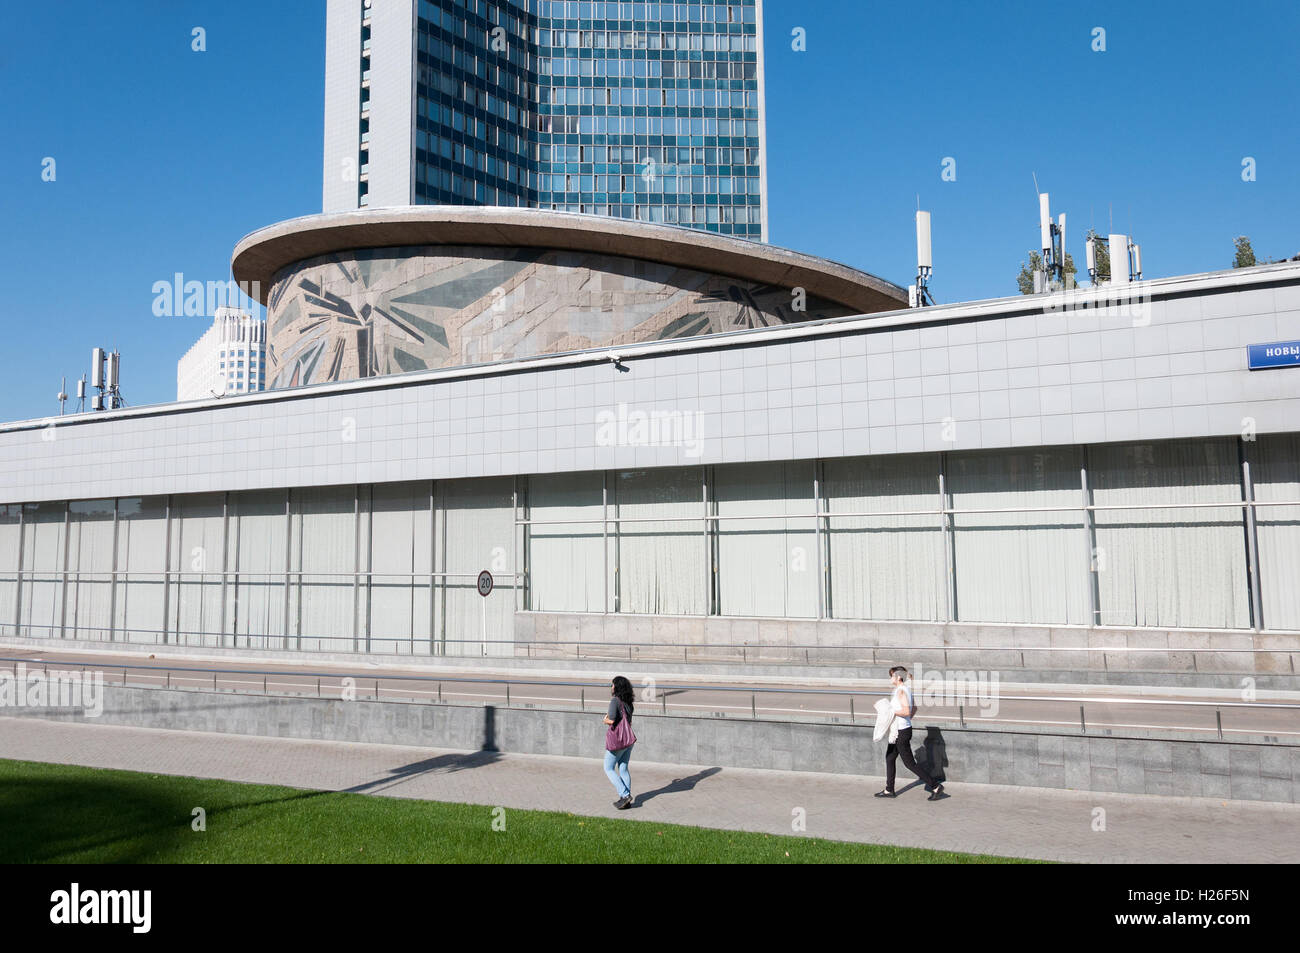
[1247,341,1300,370]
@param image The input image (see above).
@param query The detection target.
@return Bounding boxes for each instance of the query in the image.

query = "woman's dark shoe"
[613,797,627,808]
[617,796,633,810]
[873,790,896,798]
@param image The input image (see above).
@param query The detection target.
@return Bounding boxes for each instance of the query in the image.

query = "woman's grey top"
[607,698,630,725]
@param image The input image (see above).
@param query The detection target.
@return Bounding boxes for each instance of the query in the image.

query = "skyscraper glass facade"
[414,0,538,208]
[533,0,763,238]
[408,0,764,239]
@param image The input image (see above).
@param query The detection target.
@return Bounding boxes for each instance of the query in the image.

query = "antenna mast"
[1036,192,1069,291]
[89,348,124,411]
[1084,231,1142,285]
[910,210,935,307]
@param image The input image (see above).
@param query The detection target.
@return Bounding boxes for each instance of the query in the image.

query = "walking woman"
[603,675,637,809]
[875,666,945,801]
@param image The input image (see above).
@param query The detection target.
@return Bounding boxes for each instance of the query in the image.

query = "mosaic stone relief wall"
[265,245,855,387]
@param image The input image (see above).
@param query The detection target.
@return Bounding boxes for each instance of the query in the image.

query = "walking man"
[875,666,945,801]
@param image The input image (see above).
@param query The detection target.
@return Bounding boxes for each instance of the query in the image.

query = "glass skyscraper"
[324,0,767,240]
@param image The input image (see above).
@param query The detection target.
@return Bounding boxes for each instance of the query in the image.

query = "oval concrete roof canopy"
[231,206,908,315]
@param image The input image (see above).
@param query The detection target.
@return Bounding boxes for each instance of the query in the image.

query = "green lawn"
[0,758,1036,864]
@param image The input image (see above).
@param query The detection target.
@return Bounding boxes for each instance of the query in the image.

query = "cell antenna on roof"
[1035,191,1069,292]
[910,210,935,308]
[88,348,124,411]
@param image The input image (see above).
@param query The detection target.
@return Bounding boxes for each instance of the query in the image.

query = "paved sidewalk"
[1,716,1296,863]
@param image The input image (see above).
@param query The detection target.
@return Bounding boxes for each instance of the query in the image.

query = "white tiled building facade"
[3,260,1300,660]
[176,309,268,402]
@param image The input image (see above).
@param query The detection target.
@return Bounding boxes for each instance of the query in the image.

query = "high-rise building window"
[332,0,764,239]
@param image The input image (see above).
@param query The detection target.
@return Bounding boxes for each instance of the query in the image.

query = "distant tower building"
[323,0,768,240]
[177,308,267,401]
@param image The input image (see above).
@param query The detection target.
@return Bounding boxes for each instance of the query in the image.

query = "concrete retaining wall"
[7,684,1296,804]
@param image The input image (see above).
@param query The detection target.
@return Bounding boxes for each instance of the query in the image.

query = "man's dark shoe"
[928,784,945,801]
[873,790,896,798]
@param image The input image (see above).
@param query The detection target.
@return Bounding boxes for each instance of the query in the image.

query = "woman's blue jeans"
[603,744,633,799]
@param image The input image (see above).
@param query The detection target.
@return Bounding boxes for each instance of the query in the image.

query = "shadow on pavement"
[633,766,722,806]
[342,750,504,795]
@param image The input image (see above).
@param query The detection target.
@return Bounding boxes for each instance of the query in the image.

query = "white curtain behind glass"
[439,477,514,655]
[67,500,115,640]
[19,503,66,639]
[292,486,355,652]
[229,490,287,648]
[369,481,433,654]
[170,493,225,647]
[715,461,817,618]
[949,448,1090,625]
[116,497,167,644]
[616,468,707,615]
[528,471,606,613]
[1253,433,1300,631]
[1091,438,1249,629]
[0,506,20,634]
[824,454,945,622]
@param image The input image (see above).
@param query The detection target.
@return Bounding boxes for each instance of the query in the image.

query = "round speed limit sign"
[476,570,493,597]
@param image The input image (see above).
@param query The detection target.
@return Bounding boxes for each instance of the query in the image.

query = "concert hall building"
[1,205,1298,666]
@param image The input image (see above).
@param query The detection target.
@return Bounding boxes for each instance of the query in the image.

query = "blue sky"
[4,0,1297,423]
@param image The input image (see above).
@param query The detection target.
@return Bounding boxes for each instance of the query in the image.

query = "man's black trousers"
[885,726,936,792]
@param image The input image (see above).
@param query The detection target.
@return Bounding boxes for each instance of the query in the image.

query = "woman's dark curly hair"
[611,675,635,715]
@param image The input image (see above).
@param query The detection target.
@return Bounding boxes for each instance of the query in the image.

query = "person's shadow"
[912,727,950,798]
[341,751,502,795]
[632,766,722,807]
[918,726,948,785]
[888,728,950,797]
